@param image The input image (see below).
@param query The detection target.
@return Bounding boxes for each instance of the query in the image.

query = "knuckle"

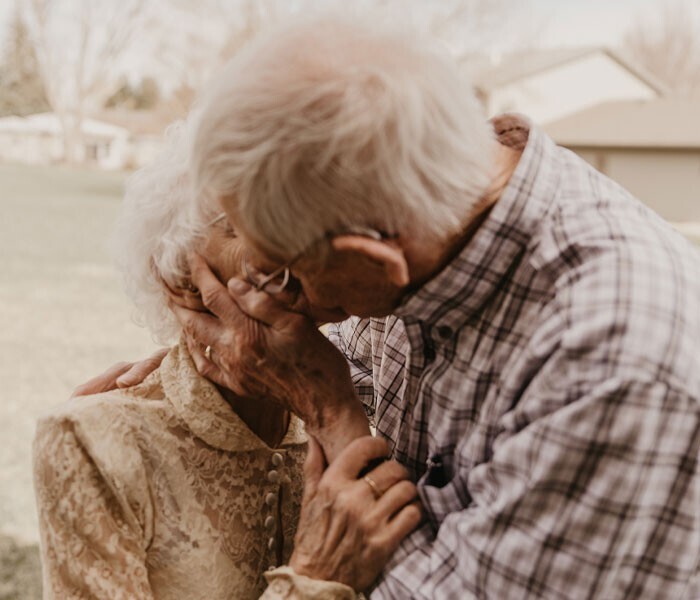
[200,286,225,309]
[333,488,354,512]
[385,460,409,481]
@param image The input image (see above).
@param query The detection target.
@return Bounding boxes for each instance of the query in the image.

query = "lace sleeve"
[33,416,154,600]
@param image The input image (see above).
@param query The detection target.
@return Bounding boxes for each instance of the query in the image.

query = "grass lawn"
[0,163,158,544]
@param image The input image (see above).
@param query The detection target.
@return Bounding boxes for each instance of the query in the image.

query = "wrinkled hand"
[170,254,370,460]
[290,436,423,592]
[71,349,168,397]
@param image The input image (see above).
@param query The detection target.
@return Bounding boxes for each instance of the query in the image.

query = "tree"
[104,77,161,111]
[22,0,151,162]
[0,4,50,117]
[155,0,536,113]
[622,0,700,97]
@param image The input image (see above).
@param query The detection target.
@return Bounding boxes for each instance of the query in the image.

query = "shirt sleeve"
[372,353,699,598]
[33,416,154,600]
[326,317,375,415]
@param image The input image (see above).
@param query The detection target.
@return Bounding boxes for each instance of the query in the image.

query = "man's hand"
[289,436,423,592]
[71,349,168,397]
[170,254,370,462]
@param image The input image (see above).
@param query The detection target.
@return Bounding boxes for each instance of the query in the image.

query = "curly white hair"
[111,113,213,343]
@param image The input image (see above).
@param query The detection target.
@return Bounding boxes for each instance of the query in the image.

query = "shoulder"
[529,166,700,394]
[33,384,171,524]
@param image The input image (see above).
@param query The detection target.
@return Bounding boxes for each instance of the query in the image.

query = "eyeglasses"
[244,225,386,294]
[207,212,386,294]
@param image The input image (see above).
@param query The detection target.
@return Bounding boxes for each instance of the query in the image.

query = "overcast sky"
[0,0,679,86]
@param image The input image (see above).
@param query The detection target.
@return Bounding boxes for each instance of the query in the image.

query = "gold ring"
[362,475,382,500]
[204,345,212,361]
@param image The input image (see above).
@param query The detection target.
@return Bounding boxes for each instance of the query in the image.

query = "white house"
[464,47,668,124]
[0,113,130,170]
[544,98,700,243]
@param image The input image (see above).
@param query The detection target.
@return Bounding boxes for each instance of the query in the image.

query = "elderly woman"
[32,116,339,599]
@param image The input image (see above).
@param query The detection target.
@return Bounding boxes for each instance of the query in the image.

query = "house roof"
[543,98,700,149]
[465,47,668,96]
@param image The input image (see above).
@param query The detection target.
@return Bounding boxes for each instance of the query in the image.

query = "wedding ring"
[362,475,382,500]
[204,345,212,361]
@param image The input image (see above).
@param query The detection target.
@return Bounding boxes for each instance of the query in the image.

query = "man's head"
[192,14,496,317]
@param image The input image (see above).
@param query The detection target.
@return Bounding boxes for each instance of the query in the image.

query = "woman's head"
[112,114,243,343]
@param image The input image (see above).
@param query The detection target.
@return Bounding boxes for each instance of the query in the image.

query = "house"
[464,47,668,124]
[0,113,130,169]
[544,98,700,242]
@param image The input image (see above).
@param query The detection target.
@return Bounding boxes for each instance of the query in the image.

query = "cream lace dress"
[33,340,307,600]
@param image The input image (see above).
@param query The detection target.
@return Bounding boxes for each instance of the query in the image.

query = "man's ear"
[331,235,410,287]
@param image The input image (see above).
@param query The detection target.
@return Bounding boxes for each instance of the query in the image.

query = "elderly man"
[85,14,700,599]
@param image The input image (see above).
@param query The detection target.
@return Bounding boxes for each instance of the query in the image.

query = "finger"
[358,460,409,498]
[370,480,418,520]
[189,253,243,319]
[71,361,133,397]
[170,302,224,348]
[116,348,169,388]
[381,501,423,546]
[160,276,207,312]
[228,278,305,329]
[326,436,390,481]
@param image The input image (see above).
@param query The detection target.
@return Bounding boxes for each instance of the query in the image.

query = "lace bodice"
[33,340,307,599]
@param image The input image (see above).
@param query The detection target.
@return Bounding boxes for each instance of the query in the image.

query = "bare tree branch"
[622,0,700,98]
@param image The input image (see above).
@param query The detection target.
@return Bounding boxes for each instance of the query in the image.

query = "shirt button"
[437,325,453,339]
[265,492,276,507]
[267,470,280,484]
[271,453,284,467]
[264,516,275,529]
[267,537,275,550]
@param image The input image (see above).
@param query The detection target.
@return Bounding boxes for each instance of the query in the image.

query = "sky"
[0,0,673,47]
[532,0,670,47]
[0,0,679,89]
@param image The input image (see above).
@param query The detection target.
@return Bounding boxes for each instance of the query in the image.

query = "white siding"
[572,147,700,223]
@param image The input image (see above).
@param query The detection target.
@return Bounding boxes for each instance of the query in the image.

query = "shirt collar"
[395,115,563,333]
[160,338,307,452]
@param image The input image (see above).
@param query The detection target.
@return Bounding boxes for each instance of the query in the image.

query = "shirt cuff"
[263,566,362,599]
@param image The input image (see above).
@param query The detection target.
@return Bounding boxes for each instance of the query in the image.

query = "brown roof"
[543,98,700,149]
[466,47,668,96]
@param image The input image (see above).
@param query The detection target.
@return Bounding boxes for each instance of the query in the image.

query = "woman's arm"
[33,416,154,600]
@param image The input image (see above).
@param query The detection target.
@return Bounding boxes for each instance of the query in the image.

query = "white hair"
[192,12,494,261]
[111,114,210,343]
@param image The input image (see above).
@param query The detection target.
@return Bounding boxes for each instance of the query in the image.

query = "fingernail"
[228,278,251,293]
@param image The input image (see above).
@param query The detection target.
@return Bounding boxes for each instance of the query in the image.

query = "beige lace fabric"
[33,339,307,600]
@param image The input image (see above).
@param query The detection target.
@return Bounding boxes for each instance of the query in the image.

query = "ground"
[0,163,158,598]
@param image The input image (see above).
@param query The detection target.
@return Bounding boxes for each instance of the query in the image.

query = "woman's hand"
[71,349,168,397]
[290,436,423,592]
[171,254,370,462]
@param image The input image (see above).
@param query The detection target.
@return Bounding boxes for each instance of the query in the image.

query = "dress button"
[265,492,276,507]
[267,537,275,550]
[264,516,275,529]
[271,452,284,467]
[267,470,280,484]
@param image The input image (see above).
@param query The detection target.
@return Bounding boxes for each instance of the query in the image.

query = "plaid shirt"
[327,116,700,599]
